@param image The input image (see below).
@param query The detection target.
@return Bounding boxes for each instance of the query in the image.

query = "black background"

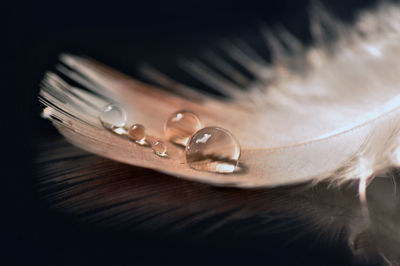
[10,0,380,265]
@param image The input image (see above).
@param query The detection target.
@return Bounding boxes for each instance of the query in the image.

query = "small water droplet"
[128,124,148,146]
[147,136,168,158]
[185,127,240,173]
[165,110,202,147]
[100,104,127,134]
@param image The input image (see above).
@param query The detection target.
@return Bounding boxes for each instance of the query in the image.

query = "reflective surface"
[36,138,400,265]
[185,127,240,173]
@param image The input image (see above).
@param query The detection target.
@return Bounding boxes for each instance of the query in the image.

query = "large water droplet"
[147,136,168,158]
[128,124,147,146]
[185,127,240,173]
[100,104,127,134]
[165,110,202,147]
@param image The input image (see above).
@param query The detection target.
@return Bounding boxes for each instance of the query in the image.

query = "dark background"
[10,0,380,265]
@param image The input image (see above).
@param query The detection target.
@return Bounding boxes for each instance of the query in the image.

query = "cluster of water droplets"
[100,105,241,173]
[100,104,167,157]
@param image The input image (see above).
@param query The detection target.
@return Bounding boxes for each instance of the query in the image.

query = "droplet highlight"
[128,124,147,146]
[100,104,127,134]
[165,110,202,147]
[147,136,168,158]
[185,127,240,173]
[41,107,52,119]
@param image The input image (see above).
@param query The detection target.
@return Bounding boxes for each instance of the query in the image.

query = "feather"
[39,2,400,189]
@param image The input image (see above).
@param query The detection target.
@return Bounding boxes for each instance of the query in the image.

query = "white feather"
[39,2,400,189]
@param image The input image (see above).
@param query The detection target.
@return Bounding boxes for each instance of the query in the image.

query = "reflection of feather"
[37,138,400,264]
[37,2,400,264]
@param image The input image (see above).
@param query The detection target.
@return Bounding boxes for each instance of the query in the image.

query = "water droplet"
[165,110,202,147]
[147,136,168,158]
[185,127,240,173]
[100,104,127,134]
[128,124,148,146]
